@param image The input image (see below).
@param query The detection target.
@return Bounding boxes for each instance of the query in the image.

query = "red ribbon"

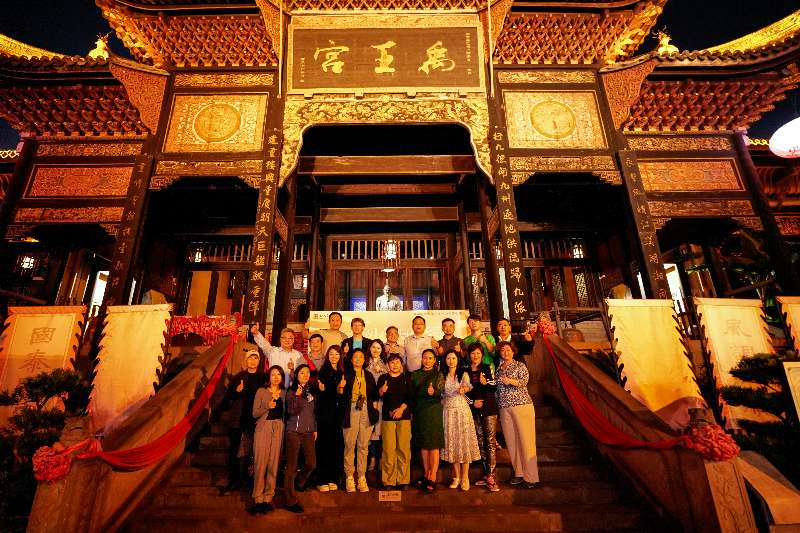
[542,337,738,459]
[33,334,237,480]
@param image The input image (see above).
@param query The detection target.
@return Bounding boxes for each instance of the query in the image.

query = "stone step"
[198,428,579,452]
[125,503,650,532]
[169,461,601,489]
[189,443,583,468]
[152,479,623,508]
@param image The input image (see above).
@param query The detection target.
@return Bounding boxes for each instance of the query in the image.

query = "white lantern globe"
[768,116,800,158]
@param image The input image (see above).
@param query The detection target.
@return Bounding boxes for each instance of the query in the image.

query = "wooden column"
[616,150,670,299]
[458,199,475,313]
[478,179,503,326]
[0,139,37,280]
[307,187,321,310]
[733,131,800,294]
[242,126,283,326]
[488,97,532,330]
[104,138,157,305]
[271,174,297,342]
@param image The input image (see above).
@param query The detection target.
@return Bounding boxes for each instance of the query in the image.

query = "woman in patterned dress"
[440,350,481,491]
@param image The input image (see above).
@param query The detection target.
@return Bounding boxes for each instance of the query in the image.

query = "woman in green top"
[410,348,444,492]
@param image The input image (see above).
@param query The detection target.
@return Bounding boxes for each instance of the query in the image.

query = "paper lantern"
[768,116,800,158]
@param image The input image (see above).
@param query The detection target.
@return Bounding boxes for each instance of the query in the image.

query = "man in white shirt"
[403,315,439,371]
[250,324,301,388]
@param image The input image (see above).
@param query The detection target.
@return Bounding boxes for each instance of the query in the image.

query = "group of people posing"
[224,312,539,515]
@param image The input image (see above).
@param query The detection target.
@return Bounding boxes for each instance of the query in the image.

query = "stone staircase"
[124,402,666,532]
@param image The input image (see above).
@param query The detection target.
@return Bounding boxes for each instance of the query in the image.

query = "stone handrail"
[535,335,757,533]
[27,335,243,533]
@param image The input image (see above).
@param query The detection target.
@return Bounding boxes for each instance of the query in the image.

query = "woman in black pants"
[284,364,317,513]
[315,345,345,492]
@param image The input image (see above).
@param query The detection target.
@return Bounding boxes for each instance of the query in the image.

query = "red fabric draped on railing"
[542,336,739,461]
[169,313,241,346]
[32,334,238,480]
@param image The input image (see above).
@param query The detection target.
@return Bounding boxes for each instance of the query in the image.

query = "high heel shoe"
[449,478,461,489]
[460,477,470,491]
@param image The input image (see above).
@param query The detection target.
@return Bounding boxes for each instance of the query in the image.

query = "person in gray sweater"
[250,365,286,514]
[284,364,317,513]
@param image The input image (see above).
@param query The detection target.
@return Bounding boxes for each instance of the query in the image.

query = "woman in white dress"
[440,350,481,491]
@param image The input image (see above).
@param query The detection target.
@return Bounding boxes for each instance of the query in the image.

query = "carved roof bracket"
[109,56,169,133]
[600,56,657,130]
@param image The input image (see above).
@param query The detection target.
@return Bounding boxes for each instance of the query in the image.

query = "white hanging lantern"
[768,116,800,158]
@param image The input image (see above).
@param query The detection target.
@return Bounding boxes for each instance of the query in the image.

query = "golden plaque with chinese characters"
[287,14,485,94]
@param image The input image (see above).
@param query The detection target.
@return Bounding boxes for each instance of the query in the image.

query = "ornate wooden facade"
[0,1,798,330]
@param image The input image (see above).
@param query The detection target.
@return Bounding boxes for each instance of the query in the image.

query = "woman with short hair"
[338,348,379,493]
[495,341,539,488]
[377,353,413,489]
[284,364,317,513]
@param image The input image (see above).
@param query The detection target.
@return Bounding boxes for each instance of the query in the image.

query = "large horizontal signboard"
[288,14,484,94]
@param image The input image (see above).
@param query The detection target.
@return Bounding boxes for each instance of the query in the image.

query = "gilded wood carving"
[14,207,125,223]
[503,91,607,149]
[280,94,490,185]
[647,200,754,218]
[174,73,275,88]
[163,94,268,153]
[626,135,733,152]
[639,160,742,192]
[497,70,595,84]
[27,166,133,198]
[36,142,143,158]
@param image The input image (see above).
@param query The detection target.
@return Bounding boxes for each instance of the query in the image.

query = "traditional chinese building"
[0,1,798,341]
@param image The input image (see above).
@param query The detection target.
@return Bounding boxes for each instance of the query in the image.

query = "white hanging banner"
[777,296,800,355]
[694,297,776,429]
[606,299,705,430]
[89,304,172,434]
[0,306,85,425]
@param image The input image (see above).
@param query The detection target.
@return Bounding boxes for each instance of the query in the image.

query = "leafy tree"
[720,353,800,486]
[0,369,90,532]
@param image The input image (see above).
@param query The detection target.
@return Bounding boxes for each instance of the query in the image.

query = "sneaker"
[328,483,338,491]
[285,503,304,514]
[523,481,539,489]
[425,479,436,492]
[247,503,267,515]
[262,502,274,513]
[509,476,524,486]
[449,478,461,489]
[317,484,330,492]
[357,476,369,492]
[487,476,500,492]
[346,477,356,493]
[474,476,487,486]
[413,477,426,489]
[460,477,470,491]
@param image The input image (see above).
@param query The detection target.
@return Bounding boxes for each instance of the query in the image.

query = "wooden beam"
[320,206,458,223]
[320,183,456,195]
[297,155,475,176]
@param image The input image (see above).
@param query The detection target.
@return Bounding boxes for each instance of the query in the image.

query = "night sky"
[0,0,798,148]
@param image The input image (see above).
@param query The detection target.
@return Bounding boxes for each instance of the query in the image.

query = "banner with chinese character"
[307,310,470,343]
[777,296,800,354]
[694,298,777,429]
[0,306,85,425]
[89,304,172,433]
[606,299,705,430]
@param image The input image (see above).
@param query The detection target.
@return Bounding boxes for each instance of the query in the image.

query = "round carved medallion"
[193,103,241,143]
[529,100,576,139]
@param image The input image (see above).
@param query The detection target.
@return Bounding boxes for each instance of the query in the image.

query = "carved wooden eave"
[616,12,800,134]
[96,0,277,69]
[109,56,168,133]
[493,0,664,65]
